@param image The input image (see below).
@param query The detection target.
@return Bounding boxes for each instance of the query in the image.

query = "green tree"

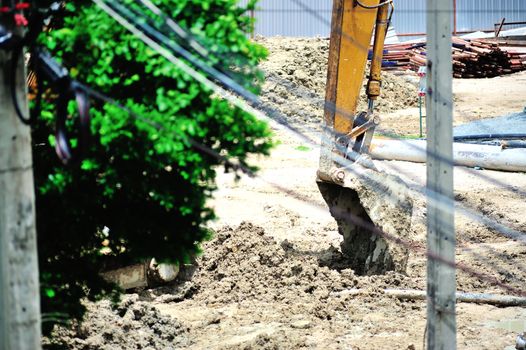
[33,0,272,333]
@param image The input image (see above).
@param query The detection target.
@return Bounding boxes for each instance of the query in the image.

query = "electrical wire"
[9,9,46,125]
[92,0,319,147]
[132,0,254,82]
[87,1,526,292]
[89,0,525,274]
[10,43,38,124]
[114,0,526,243]
[78,82,253,176]
[80,0,526,290]
[124,4,526,286]
[78,80,526,297]
[291,0,526,197]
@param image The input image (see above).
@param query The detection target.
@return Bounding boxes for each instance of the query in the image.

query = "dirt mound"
[147,222,422,349]
[44,223,418,349]
[257,36,419,128]
[45,219,526,349]
[188,222,420,304]
[44,295,189,349]
[192,222,355,304]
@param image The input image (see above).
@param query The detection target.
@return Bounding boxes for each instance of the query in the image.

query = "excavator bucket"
[318,0,413,275]
[317,167,413,275]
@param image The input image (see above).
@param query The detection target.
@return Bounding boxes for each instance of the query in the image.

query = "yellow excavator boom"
[321,0,392,172]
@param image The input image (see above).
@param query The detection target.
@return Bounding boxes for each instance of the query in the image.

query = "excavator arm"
[321,0,391,172]
[318,0,413,275]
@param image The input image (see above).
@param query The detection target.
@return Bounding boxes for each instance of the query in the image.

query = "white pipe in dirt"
[369,139,526,172]
[332,289,526,307]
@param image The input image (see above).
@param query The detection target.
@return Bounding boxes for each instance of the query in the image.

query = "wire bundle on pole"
[1,1,92,164]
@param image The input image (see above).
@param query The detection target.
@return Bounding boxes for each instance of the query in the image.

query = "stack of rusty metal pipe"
[379,37,526,78]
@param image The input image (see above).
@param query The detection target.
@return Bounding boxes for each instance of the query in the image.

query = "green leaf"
[295,145,311,152]
[45,288,56,298]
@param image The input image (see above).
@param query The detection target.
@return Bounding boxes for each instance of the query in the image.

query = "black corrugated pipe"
[500,140,526,149]
[453,134,526,149]
[453,134,526,141]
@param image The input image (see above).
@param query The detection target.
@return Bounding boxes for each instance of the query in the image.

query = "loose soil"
[257,37,419,129]
[47,37,526,349]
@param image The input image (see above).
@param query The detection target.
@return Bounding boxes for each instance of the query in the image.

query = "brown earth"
[375,68,526,138]
[257,36,526,138]
[47,38,526,349]
[257,36,419,128]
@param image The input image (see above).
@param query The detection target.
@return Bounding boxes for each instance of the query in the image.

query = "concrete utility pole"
[0,21,42,350]
[426,0,456,349]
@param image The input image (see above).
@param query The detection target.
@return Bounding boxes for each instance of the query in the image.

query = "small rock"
[291,320,311,329]
[293,69,309,82]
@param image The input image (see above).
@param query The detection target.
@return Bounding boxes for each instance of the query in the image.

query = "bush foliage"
[33,0,272,333]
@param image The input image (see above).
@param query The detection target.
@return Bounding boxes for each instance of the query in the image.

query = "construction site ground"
[48,38,526,350]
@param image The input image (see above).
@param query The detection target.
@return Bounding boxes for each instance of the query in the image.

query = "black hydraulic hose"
[453,134,526,141]
[354,0,393,10]
[8,10,45,124]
